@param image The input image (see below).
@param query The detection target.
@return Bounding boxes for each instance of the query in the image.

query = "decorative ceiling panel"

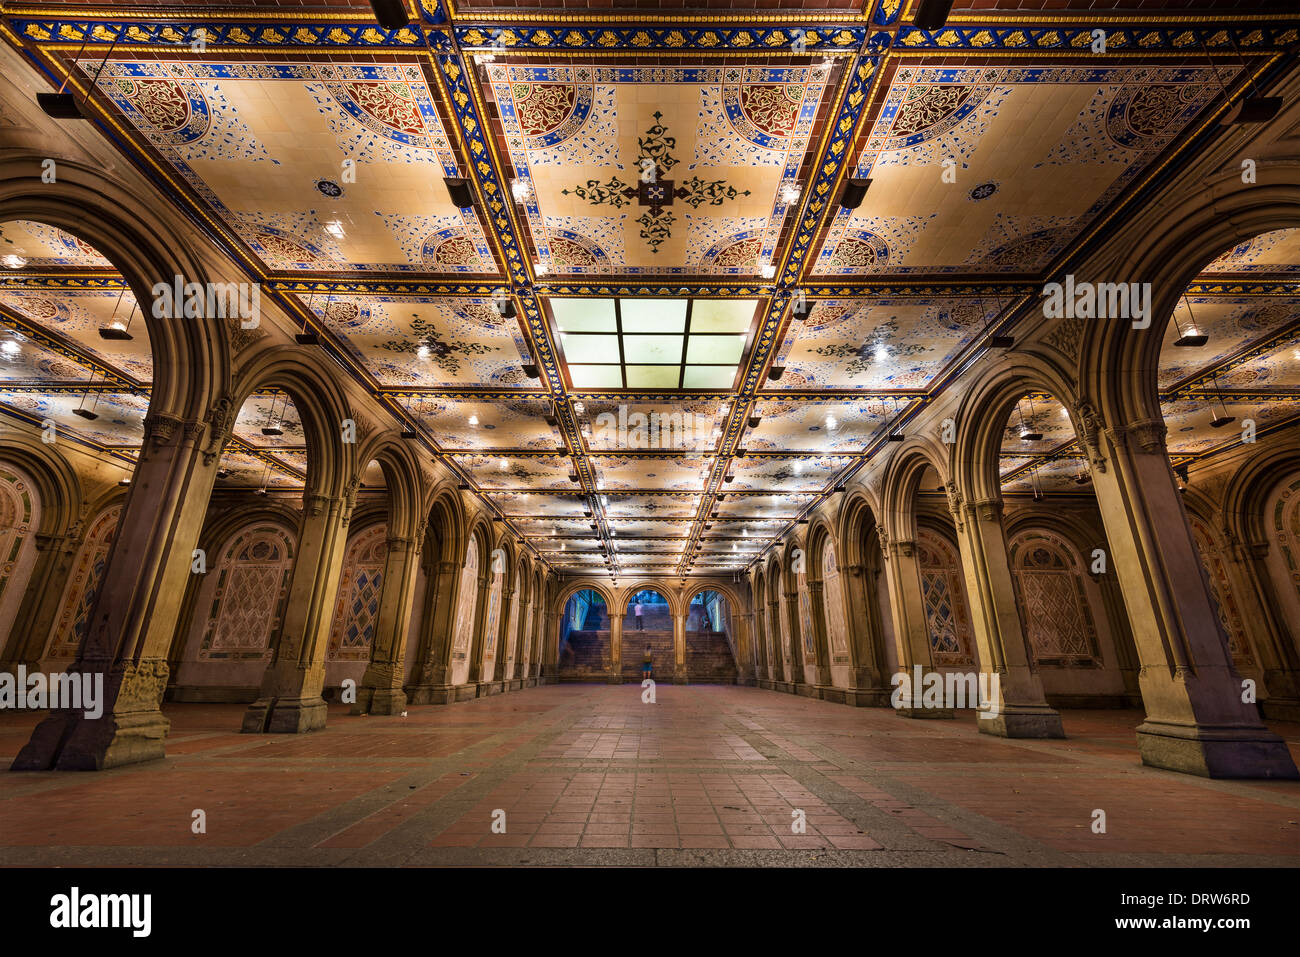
[770,298,995,390]
[816,66,1230,277]
[88,61,496,275]
[485,64,834,277]
[316,296,530,388]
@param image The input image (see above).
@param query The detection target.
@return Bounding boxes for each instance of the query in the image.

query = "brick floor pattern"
[0,684,1297,866]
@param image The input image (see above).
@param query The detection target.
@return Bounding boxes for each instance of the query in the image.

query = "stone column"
[242,492,351,734]
[15,413,221,770]
[542,611,562,681]
[766,598,784,684]
[782,590,804,693]
[735,612,756,685]
[838,561,890,706]
[501,587,520,686]
[953,495,1063,738]
[407,559,460,704]
[354,526,422,715]
[467,572,491,691]
[1085,416,1296,778]
[879,529,952,720]
[806,580,833,690]
[0,528,82,671]
[1096,569,1142,705]
[519,600,534,682]
[1224,536,1300,721]
[672,611,687,684]
[608,613,623,683]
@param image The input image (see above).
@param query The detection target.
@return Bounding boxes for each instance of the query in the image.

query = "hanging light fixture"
[1172,294,1208,348]
[97,289,135,341]
[1208,373,1236,428]
[1017,396,1044,442]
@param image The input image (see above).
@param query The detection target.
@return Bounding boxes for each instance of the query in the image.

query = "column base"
[1260,696,1300,723]
[476,681,504,697]
[1135,720,1299,779]
[352,687,407,715]
[242,695,327,734]
[894,706,955,720]
[978,704,1065,739]
[793,683,818,698]
[405,684,461,705]
[12,706,170,771]
[672,672,688,685]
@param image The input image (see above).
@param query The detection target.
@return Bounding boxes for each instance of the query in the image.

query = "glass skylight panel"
[550,298,617,331]
[683,366,737,389]
[691,299,756,332]
[621,298,687,332]
[686,334,745,364]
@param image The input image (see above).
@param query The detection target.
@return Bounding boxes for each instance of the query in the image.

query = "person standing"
[634,600,644,630]
[642,643,653,680]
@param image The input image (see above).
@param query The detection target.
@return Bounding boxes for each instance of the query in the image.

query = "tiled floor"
[1,684,1297,866]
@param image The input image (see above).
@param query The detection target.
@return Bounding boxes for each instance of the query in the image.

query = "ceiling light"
[261,425,283,437]
[759,262,776,280]
[323,221,345,239]
[825,415,837,431]
[495,298,516,319]
[1209,415,1235,429]
[1019,429,1043,442]
[369,0,411,30]
[444,177,474,209]
[779,182,802,205]
[1222,96,1283,125]
[510,178,531,202]
[38,92,84,120]
[839,178,871,210]
[73,408,98,421]
[535,262,549,277]
[767,366,785,381]
[97,321,132,341]
[874,346,889,362]
[498,458,509,471]
[2,254,27,269]
[522,363,540,378]
[747,416,761,429]
[417,345,430,359]
[913,0,955,30]
[118,478,131,487]
[989,335,1015,349]
[1173,330,1208,348]
[0,340,18,356]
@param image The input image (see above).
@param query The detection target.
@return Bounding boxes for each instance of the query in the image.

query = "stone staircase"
[686,632,739,683]
[557,629,609,680]
[621,630,675,680]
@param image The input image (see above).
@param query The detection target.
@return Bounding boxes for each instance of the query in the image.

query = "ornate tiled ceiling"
[1,1,1298,582]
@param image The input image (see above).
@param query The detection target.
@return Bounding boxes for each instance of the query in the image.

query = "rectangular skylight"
[547,297,757,391]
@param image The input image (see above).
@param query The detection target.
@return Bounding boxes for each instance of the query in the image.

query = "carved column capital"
[1073,399,1109,474]
[143,412,184,451]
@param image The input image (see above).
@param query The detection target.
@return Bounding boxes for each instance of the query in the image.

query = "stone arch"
[835,487,881,571]
[0,433,81,538]
[951,357,1079,507]
[1078,175,1300,430]
[880,436,952,544]
[614,581,681,617]
[182,520,297,669]
[1220,436,1300,550]
[43,501,124,663]
[231,355,355,501]
[354,431,425,541]
[424,483,467,568]
[0,156,231,421]
[914,523,978,669]
[1005,527,1103,665]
